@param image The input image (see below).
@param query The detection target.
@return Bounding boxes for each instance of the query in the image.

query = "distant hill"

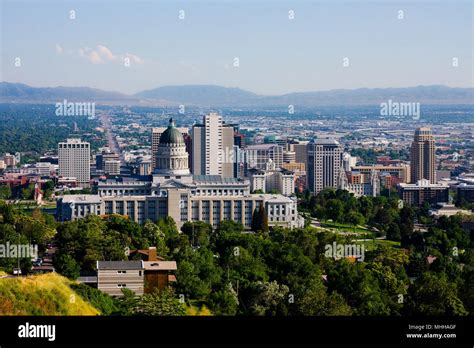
[135,84,261,106]
[0,82,135,103]
[271,85,474,107]
[0,273,99,315]
[1,82,472,106]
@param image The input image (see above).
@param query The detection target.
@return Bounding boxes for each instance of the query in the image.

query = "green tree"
[347,211,365,232]
[405,272,468,316]
[0,186,12,199]
[21,183,35,200]
[142,220,169,256]
[54,252,80,279]
[325,199,344,222]
[258,205,269,233]
[387,223,401,241]
[251,208,259,232]
[327,260,390,315]
[70,283,122,315]
[249,280,289,315]
[181,221,212,249]
[209,283,239,315]
[135,288,186,316]
[294,276,352,316]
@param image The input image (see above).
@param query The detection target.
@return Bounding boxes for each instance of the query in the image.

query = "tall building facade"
[58,138,90,185]
[410,127,436,184]
[192,113,234,177]
[244,144,284,171]
[294,142,309,166]
[307,139,342,194]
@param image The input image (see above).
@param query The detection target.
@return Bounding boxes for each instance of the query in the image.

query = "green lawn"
[320,221,372,234]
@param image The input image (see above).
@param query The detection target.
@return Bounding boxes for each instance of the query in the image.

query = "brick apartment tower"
[410,127,436,184]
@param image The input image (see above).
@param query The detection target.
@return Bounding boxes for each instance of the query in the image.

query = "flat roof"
[143,261,177,271]
[97,261,143,270]
[193,175,244,184]
[310,138,340,145]
[245,144,282,150]
[59,195,102,203]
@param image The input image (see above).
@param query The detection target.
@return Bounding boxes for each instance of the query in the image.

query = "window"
[117,284,127,288]
[117,270,126,274]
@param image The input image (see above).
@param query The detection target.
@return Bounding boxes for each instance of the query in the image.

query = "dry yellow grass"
[186,304,212,316]
[0,273,100,315]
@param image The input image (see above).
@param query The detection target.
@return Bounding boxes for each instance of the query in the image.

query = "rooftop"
[143,261,177,271]
[245,144,282,150]
[193,175,246,185]
[260,194,296,203]
[398,179,449,189]
[310,138,340,145]
[59,195,102,204]
[97,261,143,270]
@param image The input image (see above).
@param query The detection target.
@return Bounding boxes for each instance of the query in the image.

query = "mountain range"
[1,82,472,107]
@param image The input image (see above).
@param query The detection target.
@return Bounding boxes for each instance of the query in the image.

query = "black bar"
[0,316,473,346]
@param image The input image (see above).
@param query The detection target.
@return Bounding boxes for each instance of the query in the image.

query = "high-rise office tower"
[151,126,189,170]
[192,113,234,177]
[307,138,343,194]
[410,127,436,184]
[294,142,309,166]
[58,138,90,185]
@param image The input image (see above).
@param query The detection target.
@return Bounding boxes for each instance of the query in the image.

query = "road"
[100,111,126,165]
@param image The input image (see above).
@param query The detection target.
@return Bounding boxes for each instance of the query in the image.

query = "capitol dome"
[160,118,185,145]
[154,118,190,177]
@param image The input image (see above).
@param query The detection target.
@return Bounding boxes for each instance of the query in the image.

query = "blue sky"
[1,0,472,95]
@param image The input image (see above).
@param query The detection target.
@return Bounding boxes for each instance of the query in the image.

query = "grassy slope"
[0,273,100,315]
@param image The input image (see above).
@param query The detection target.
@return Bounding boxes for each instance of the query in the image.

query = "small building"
[457,183,474,204]
[143,261,177,292]
[247,160,295,196]
[129,247,177,293]
[97,261,144,297]
[397,179,449,206]
[56,194,102,221]
[429,203,472,219]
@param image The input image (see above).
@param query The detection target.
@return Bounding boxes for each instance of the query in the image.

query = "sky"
[1,0,473,95]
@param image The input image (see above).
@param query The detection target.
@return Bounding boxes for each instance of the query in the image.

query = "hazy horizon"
[1,81,473,97]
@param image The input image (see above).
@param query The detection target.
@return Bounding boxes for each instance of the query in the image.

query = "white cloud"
[59,44,143,65]
[55,44,64,54]
[96,45,116,61]
[88,50,104,64]
[124,53,143,64]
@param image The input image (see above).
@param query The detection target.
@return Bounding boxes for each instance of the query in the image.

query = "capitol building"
[57,119,303,229]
